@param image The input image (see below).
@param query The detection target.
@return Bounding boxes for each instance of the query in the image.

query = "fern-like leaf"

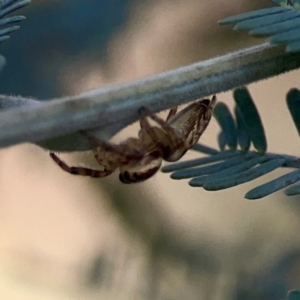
[213,102,237,151]
[234,88,267,154]
[0,0,30,43]
[219,1,300,53]
[162,87,300,200]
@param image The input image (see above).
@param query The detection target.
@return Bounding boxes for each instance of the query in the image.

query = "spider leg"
[139,108,184,147]
[166,107,178,121]
[139,107,177,129]
[188,96,217,147]
[50,153,114,178]
[138,112,185,161]
[139,107,178,133]
[139,116,169,150]
[80,130,143,159]
[139,107,181,151]
[138,107,188,161]
[139,118,151,130]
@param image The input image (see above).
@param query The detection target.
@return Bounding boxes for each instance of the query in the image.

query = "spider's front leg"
[138,107,186,162]
[188,95,217,147]
[50,153,114,178]
[166,107,178,121]
[138,96,216,161]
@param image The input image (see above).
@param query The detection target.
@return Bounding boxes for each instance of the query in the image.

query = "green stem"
[0,43,300,151]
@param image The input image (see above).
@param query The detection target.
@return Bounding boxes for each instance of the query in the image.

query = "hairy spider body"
[50,96,216,183]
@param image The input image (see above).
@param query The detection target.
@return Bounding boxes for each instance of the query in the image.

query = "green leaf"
[0,54,5,72]
[0,24,19,36]
[219,7,288,25]
[213,102,237,151]
[234,8,298,30]
[284,183,300,195]
[270,26,300,43]
[0,14,25,26]
[189,155,269,187]
[192,143,219,155]
[286,88,300,136]
[235,106,250,153]
[0,0,30,44]
[0,0,30,18]
[219,4,300,52]
[161,150,238,173]
[287,39,300,51]
[203,158,285,191]
[245,167,300,199]
[171,154,248,180]
[234,88,267,154]
[0,34,9,42]
[250,14,300,36]
[217,131,226,151]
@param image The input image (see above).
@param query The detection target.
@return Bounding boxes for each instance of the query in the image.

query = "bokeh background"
[1,0,300,299]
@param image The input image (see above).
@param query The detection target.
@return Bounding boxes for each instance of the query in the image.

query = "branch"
[1,42,300,151]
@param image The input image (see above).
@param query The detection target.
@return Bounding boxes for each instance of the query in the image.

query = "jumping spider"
[50,96,216,183]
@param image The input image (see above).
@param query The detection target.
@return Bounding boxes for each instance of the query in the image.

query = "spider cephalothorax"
[50,95,216,183]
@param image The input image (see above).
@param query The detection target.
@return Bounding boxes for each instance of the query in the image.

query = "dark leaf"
[0,0,30,18]
[270,26,300,43]
[0,0,30,44]
[171,154,248,180]
[189,155,268,187]
[0,54,5,72]
[234,8,298,30]
[284,183,300,195]
[0,24,19,36]
[234,88,267,154]
[213,102,237,150]
[286,88,300,136]
[250,15,300,36]
[245,167,300,199]
[192,144,219,155]
[161,150,238,173]
[0,15,25,26]
[218,7,288,25]
[219,4,300,52]
[287,39,300,51]
[235,106,251,153]
[217,131,227,151]
[203,158,285,191]
[0,35,9,42]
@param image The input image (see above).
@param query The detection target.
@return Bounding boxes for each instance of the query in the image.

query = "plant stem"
[0,42,300,151]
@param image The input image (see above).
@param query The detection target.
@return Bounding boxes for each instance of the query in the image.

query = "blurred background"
[1,0,300,299]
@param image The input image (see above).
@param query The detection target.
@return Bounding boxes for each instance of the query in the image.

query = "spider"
[50,95,216,183]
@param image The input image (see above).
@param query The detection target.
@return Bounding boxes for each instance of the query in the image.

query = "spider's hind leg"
[80,130,143,159]
[50,153,113,178]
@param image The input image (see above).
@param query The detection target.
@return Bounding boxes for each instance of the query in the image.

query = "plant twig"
[1,42,300,151]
